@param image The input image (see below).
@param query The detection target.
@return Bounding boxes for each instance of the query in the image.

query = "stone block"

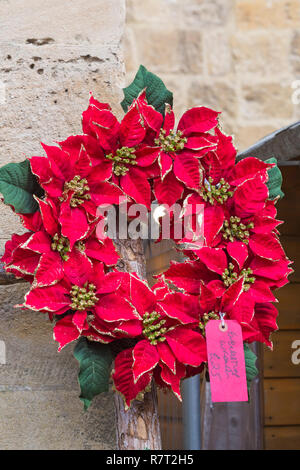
[235,0,300,30]
[240,83,294,121]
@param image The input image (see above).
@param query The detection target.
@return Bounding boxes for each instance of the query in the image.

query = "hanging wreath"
[0,65,292,409]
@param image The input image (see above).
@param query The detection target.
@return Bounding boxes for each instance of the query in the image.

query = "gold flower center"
[199,311,219,336]
[105,147,137,176]
[155,129,187,153]
[143,311,167,345]
[70,282,98,311]
[62,175,91,208]
[51,234,70,260]
[222,216,254,244]
[201,177,233,205]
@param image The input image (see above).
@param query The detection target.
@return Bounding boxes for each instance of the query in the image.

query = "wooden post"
[114,381,161,450]
[114,238,162,450]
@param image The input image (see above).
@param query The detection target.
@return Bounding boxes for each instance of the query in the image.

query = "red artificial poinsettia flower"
[153,106,219,206]
[111,276,207,407]
[195,277,280,348]
[2,198,120,289]
[81,92,163,207]
[22,261,138,350]
[162,247,287,297]
[243,302,279,348]
[29,139,125,247]
[170,246,291,304]
[175,127,273,242]
[179,183,281,250]
[1,232,37,283]
[158,263,280,348]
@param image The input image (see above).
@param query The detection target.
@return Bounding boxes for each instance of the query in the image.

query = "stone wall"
[0,0,126,449]
[125,0,300,151]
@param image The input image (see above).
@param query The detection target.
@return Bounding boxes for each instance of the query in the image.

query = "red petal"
[162,260,212,294]
[153,171,184,206]
[84,108,120,151]
[157,342,176,373]
[227,241,248,269]
[91,181,126,206]
[166,327,207,366]
[221,277,244,312]
[120,105,146,147]
[135,146,160,167]
[19,211,42,232]
[121,167,151,207]
[233,177,268,218]
[249,303,278,347]
[34,252,63,287]
[7,246,40,275]
[204,205,224,246]
[135,91,164,132]
[159,292,200,324]
[41,143,73,181]
[24,283,69,312]
[185,135,217,151]
[94,294,138,322]
[160,362,185,400]
[38,198,59,237]
[63,249,92,286]
[59,203,89,249]
[128,275,157,316]
[163,107,175,133]
[229,292,255,324]
[229,157,270,187]
[24,230,51,254]
[112,348,152,408]
[53,315,80,351]
[85,237,119,266]
[72,310,88,333]
[29,156,52,184]
[133,340,159,382]
[173,154,202,190]
[178,107,219,134]
[251,257,291,282]
[249,234,286,261]
[197,247,227,274]
[159,152,173,179]
[250,280,277,303]
[214,128,236,171]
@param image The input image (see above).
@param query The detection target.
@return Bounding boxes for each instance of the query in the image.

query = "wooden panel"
[264,330,300,377]
[158,389,183,450]
[277,166,300,236]
[147,250,183,276]
[145,240,175,259]
[160,419,183,450]
[264,426,300,450]
[276,283,300,330]
[264,378,300,426]
[158,389,182,421]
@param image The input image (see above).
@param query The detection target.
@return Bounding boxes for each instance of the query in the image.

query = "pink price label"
[205,320,248,403]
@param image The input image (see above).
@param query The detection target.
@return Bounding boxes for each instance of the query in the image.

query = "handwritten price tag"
[206,320,248,402]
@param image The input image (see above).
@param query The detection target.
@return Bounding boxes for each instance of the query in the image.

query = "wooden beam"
[237,121,300,162]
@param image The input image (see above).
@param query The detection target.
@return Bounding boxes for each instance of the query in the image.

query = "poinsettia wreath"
[0,66,292,409]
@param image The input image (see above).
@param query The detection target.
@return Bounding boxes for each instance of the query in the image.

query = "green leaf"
[244,343,258,396]
[73,337,113,411]
[265,157,284,200]
[0,159,43,213]
[121,64,173,116]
